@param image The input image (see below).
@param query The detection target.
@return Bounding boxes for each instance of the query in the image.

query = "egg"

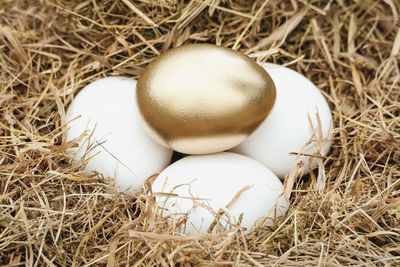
[66,77,173,193]
[136,44,276,154]
[151,152,288,234]
[232,63,333,178]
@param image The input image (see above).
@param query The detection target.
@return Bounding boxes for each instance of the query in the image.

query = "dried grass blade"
[246,8,306,53]
[121,0,158,28]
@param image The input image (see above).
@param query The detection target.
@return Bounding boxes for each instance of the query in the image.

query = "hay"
[1,0,400,265]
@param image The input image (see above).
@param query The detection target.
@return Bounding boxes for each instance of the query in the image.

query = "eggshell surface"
[66,77,173,193]
[152,152,288,234]
[232,63,333,178]
[136,44,276,154]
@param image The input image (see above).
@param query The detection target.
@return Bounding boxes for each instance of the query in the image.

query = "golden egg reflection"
[136,44,276,154]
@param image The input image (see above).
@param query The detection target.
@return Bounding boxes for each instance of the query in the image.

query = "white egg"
[151,152,288,234]
[232,63,333,178]
[66,77,173,193]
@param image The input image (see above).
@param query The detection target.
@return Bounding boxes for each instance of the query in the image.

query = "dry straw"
[1,0,400,266]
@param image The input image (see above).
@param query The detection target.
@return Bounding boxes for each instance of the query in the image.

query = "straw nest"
[1,0,400,266]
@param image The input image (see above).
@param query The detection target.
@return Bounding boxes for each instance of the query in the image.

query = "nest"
[1,0,400,265]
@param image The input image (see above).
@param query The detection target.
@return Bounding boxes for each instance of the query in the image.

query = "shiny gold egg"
[136,44,276,154]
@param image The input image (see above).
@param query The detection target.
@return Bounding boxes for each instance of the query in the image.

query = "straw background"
[1,0,400,266]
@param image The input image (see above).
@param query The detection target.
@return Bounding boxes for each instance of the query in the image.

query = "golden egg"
[136,44,276,154]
